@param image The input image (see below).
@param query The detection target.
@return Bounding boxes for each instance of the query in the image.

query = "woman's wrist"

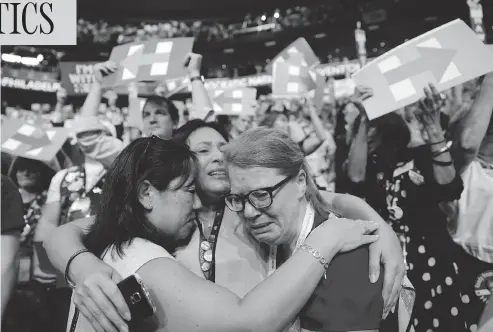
[188,70,201,79]
[426,129,445,143]
[305,234,337,263]
[68,251,99,285]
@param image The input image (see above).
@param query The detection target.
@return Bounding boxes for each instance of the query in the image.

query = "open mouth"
[208,170,227,177]
[250,223,273,232]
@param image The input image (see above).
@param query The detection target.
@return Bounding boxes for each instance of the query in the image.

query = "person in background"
[8,157,56,283]
[51,88,69,128]
[229,113,251,139]
[259,100,335,190]
[2,157,56,332]
[105,90,125,140]
[141,95,180,139]
[1,175,25,323]
[443,74,493,330]
[136,53,209,140]
[345,84,469,331]
[32,61,124,332]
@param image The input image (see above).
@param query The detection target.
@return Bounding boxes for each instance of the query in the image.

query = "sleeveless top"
[60,165,105,226]
[66,238,174,332]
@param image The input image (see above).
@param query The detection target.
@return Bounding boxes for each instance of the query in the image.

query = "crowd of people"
[77,3,345,45]
[2,10,493,332]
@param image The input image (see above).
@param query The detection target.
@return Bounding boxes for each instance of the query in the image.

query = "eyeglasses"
[223,175,293,212]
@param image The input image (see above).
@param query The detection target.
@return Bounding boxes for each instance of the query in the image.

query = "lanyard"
[267,204,315,276]
[196,205,225,282]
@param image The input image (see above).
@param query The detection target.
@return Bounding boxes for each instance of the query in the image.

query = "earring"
[148,204,153,210]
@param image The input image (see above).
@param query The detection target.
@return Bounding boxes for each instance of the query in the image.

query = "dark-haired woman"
[2,157,56,332]
[65,136,378,332]
[9,157,56,281]
[345,85,471,331]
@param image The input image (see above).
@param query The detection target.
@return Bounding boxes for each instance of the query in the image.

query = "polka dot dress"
[405,236,471,331]
[357,147,483,332]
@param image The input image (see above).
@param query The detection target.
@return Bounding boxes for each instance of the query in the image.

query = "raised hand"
[184,52,203,78]
[416,83,445,133]
[57,87,67,104]
[93,61,118,84]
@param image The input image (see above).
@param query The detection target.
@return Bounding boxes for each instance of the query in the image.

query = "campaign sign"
[1,118,68,162]
[210,88,257,116]
[103,38,194,87]
[352,19,493,120]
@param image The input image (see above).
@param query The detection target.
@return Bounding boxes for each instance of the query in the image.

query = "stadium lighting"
[1,53,41,66]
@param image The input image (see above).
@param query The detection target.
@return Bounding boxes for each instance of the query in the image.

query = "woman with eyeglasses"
[61,134,381,332]
[44,122,405,332]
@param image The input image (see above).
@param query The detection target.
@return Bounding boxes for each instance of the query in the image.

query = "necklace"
[196,205,225,282]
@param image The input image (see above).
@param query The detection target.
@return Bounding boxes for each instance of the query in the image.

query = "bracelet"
[300,244,329,271]
[432,159,454,167]
[432,141,453,158]
[190,75,204,83]
[429,139,446,146]
[65,249,90,289]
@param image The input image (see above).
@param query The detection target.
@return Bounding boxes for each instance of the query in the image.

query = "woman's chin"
[176,221,197,241]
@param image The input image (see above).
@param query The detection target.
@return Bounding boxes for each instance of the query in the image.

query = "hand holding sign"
[184,52,202,77]
[349,85,374,121]
[352,85,374,104]
[94,61,118,83]
[415,83,445,134]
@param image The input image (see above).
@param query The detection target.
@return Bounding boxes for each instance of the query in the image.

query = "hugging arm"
[322,192,405,318]
[44,216,130,332]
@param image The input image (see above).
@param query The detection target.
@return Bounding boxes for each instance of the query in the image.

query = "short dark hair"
[143,96,180,124]
[372,112,411,149]
[9,157,55,193]
[84,137,197,258]
[172,119,230,145]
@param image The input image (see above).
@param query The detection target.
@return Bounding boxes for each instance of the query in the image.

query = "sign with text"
[353,19,493,120]
[60,62,98,95]
[104,38,194,87]
[0,0,76,45]
[2,66,60,92]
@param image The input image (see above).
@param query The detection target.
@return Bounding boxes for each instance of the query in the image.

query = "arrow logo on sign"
[11,126,51,150]
[213,92,242,106]
[120,47,170,80]
[383,47,457,85]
